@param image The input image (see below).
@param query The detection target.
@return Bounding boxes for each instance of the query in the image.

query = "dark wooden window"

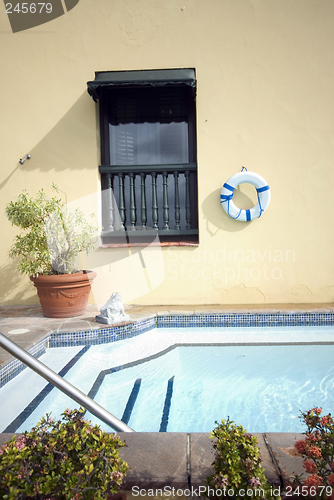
[95,72,198,245]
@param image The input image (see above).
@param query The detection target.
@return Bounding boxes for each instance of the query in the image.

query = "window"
[87,69,198,245]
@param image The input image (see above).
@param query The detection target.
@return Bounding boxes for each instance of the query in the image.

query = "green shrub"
[203,417,280,500]
[0,409,128,499]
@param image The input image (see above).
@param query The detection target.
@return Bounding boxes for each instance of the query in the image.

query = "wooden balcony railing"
[99,163,198,244]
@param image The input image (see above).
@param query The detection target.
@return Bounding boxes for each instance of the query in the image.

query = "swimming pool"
[1,323,333,434]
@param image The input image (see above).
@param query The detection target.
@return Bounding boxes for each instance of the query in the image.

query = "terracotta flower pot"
[30,270,97,318]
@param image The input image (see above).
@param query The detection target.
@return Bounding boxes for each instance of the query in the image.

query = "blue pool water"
[1,325,334,433]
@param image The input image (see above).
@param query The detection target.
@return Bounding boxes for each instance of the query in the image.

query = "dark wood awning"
[87,68,196,102]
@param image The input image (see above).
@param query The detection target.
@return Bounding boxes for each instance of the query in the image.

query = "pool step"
[120,376,175,432]
[3,345,91,433]
[121,378,142,425]
[159,376,175,432]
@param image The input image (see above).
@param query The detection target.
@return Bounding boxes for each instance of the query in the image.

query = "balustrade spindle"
[140,172,147,228]
[118,173,125,229]
[162,171,169,230]
[173,171,180,230]
[151,172,158,229]
[106,173,114,231]
[129,172,136,229]
[185,170,191,230]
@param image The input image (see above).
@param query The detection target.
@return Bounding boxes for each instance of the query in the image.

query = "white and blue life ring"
[220,170,271,221]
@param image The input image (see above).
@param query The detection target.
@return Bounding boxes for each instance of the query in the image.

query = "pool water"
[83,344,334,433]
[1,325,334,433]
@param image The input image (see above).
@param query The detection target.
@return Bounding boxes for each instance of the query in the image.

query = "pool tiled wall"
[49,317,156,348]
[157,312,334,327]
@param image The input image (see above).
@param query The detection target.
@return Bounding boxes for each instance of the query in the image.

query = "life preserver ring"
[220,170,270,221]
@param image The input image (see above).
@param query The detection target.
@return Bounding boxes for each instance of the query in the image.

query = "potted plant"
[5,183,97,318]
[203,417,280,500]
[0,409,128,499]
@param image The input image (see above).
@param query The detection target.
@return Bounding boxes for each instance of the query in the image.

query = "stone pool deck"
[0,429,305,493]
[1,302,333,493]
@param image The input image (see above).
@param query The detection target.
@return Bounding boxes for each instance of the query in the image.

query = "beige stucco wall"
[1,0,333,306]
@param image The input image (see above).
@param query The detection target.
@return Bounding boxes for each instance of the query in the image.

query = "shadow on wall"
[202,188,252,234]
[0,263,37,305]
[0,91,97,190]
[1,91,98,304]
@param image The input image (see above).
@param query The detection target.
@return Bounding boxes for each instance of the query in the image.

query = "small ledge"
[100,241,199,248]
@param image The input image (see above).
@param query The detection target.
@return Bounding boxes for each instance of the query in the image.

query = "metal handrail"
[0,333,134,433]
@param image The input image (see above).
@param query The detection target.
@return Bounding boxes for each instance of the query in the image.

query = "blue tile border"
[1,312,334,389]
[49,317,156,348]
[157,312,334,327]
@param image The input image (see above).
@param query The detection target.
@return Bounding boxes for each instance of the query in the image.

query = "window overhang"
[87,68,196,102]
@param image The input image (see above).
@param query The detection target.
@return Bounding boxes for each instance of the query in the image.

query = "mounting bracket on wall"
[19,154,31,165]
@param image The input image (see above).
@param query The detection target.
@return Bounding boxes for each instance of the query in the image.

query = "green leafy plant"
[0,409,128,500]
[5,183,96,276]
[203,417,280,500]
[289,407,334,500]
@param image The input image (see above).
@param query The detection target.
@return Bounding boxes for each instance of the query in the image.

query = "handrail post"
[0,333,135,433]
[106,173,114,231]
